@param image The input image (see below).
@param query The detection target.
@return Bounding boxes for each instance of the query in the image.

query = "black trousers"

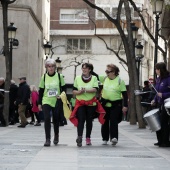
[101,101,122,141]
[0,105,5,125]
[42,104,59,140]
[76,105,96,138]
[156,106,170,144]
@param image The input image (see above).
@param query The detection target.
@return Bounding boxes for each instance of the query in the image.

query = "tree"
[83,0,167,128]
[63,54,95,81]
[0,0,16,126]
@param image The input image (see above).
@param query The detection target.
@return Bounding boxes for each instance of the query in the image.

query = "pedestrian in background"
[38,58,66,147]
[151,62,170,147]
[9,80,18,125]
[141,80,152,115]
[15,77,30,128]
[100,64,128,145]
[0,77,5,126]
[30,85,41,126]
[71,63,99,147]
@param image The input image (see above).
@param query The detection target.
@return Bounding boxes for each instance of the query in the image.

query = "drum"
[143,109,161,132]
[164,97,170,103]
[164,101,170,116]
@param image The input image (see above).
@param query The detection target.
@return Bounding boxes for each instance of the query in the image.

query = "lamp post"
[43,41,52,59]
[135,42,144,84]
[55,57,63,73]
[7,23,17,78]
[151,0,164,79]
[131,23,140,82]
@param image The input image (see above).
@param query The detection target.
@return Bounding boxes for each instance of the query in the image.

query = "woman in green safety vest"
[100,64,128,146]
[72,63,99,147]
[38,58,65,147]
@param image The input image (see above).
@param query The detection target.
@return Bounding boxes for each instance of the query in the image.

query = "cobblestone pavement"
[0,120,170,170]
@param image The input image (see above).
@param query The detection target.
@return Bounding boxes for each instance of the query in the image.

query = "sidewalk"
[0,120,170,170]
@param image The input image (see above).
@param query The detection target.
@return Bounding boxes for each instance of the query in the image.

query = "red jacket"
[69,97,105,126]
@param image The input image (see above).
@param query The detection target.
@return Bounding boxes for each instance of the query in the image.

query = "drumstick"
[148,80,158,94]
[141,102,151,105]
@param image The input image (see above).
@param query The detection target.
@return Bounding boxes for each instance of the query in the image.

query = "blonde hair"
[30,85,38,92]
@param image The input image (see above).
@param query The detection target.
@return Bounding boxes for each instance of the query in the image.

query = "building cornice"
[0,4,43,32]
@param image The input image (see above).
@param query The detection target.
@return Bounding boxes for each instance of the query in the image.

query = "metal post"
[153,14,159,79]
[137,59,140,83]
[9,40,13,78]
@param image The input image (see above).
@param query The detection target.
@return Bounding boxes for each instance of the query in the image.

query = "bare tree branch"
[88,13,127,65]
[7,0,16,4]
[128,0,165,55]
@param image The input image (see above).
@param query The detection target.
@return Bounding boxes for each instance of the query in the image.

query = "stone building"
[0,0,50,86]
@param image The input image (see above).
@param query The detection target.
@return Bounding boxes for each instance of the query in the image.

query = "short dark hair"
[144,81,149,86]
[82,63,93,72]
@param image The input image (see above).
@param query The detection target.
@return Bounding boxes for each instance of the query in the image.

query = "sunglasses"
[105,70,113,74]
[48,65,55,68]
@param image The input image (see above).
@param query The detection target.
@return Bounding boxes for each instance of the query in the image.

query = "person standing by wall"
[100,64,128,146]
[0,77,5,126]
[151,62,170,147]
[30,85,41,126]
[141,80,152,115]
[9,80,18,125]
[38,58,66,147]
[15,77,30,128]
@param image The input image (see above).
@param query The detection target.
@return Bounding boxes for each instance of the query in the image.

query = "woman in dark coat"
[151,62,170,147]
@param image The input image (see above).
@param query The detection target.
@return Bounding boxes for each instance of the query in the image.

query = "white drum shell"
[164,98,170,103]
[143,109,161,132]
[164,101,170,109]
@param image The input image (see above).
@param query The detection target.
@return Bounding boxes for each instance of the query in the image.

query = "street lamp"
[151,0,164,79]
[131,22,139,41]
[43,42,52,58]
[55,57,63,73]
[131,23,140,83]
[7,23,18,78]
[135,42,144,83]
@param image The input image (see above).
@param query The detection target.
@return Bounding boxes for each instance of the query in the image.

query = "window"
[67,39,92,54]
[111,37,124,52]
[60,9,88,24]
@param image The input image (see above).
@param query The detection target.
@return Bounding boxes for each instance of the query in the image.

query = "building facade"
[0,0,50,86]
[50,0,165,86]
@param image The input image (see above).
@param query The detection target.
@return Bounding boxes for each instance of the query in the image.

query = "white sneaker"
[111,138,118,145]
[102,141,107,145]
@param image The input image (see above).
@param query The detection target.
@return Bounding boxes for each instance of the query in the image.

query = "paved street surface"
[0,120,170,170]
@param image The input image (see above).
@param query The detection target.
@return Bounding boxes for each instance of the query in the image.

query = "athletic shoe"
[76,136,82,147]
[86,138,92,145]
[53,134,59,145]
[44,139,51,147]
[111,138,118,145]
[102,141,107,145]
[34,122,41,126]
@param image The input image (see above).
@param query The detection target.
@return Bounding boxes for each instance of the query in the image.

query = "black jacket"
[16,82,30,105]
[9,84,18,106]
[0,83,5,104]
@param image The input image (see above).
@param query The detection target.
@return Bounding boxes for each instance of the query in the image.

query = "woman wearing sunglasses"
[100,64,128,145]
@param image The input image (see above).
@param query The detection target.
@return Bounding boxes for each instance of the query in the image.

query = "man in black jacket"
[9,80,18,125]
[0,77,5,126]
[15,77,30,128]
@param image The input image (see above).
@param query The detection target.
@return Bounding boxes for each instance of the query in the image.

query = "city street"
[0,120,170,170]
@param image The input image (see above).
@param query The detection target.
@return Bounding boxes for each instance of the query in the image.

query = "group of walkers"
[0,60,170,148]
[38,59,128,147]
